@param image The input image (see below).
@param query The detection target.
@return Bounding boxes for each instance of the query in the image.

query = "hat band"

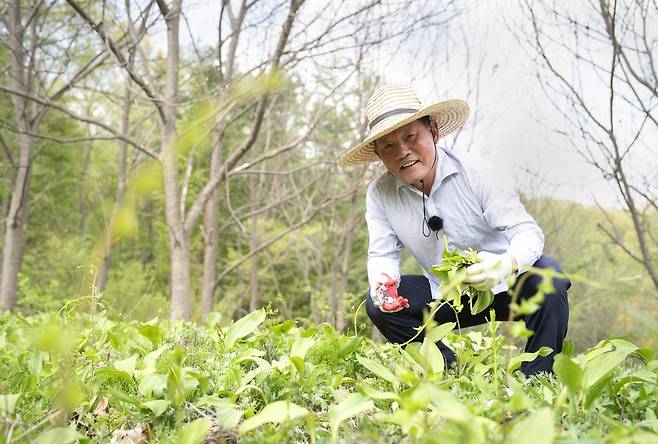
[369,108,419,130]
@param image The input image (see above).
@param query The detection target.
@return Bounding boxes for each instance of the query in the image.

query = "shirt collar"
[395,147,459,193]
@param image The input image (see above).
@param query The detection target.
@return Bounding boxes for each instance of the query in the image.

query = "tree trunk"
[335,189,360,331]
[79,142,92,238]
[1,1,34,312]
[0,133,33,312]
[200,130,223,319]
[249,192,259,312]
[97,86,130,293]
[158,0,189,320]
[248,156,263,312]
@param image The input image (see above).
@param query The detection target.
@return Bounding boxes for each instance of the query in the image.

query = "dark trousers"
[366,255,571,376]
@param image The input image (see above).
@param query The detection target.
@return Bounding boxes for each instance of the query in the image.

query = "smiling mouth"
[400,160,419,170]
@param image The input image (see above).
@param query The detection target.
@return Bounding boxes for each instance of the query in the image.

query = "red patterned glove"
[373,273,410,313]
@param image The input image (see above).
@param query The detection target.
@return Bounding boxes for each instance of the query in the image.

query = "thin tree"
[518,0,658,293]
[0,0,122,311]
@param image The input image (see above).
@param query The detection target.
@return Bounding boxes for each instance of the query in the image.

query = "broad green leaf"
[403,384,433,411]
[184,368,209,394]
[553,354,583,395]
[167,366,199,407]
[356,355,400,389]
[507,347,552,373]
[196,397,245,428]
[167,366,186,407]
[508,321,534,339]
[138,373,167,398]
[613,370,657,393]
[506,378,533,412]
[290,356,305,376]
[106,386,141,407]
[337,336,362,358]
[470,289,494,315]
[420,337,445,374]
[28,350,46,376]
[290,336,315,360]
[357,383,401,401]
[375,409,416,435]
[402,343,429,374]
[240,358,272,386]
[177,418,212,444]
[216,404,245,430]
[0,394,20,415]
[584,374,613,409]
[35,427,86,444]
[290,336,315,375]
[142,399,170,417]
[239,400,309,433]
[142,346,166,372]
[504,408,554,444]
[196,396,236,408]
[206,312,222,328]
[561,339,575,357]
[329,393,374,442]
[582,339,642,388]
[139,323,164,346]
[270,320,296,334]
[430,388,470,419]
[114,354,138,376]
[95,366,133,383]
[511,293,543,316]
[224,309,266,350]
[425,322,456,343]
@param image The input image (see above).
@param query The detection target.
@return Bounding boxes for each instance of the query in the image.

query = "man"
[337,84,570,376]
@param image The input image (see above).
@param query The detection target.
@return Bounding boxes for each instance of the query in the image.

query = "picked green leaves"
[429,240,495,315]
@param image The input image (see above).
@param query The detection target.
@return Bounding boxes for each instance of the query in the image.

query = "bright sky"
[172,0,653,209]
[366,1,628,209]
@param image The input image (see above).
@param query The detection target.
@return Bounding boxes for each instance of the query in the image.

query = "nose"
[396,141,412,159]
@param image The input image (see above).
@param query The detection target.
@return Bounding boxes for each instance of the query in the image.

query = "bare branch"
[65,0,166,123]
[213,181,363,289]
[0,84,157,158]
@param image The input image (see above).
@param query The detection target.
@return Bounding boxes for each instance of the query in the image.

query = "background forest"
[1,0,656,350]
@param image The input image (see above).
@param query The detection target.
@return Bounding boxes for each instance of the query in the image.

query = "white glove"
[464,251,516,291]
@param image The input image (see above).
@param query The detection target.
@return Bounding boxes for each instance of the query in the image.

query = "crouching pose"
[337,84,570,376]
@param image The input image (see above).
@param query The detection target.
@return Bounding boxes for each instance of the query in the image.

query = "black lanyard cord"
[420,142,442,239]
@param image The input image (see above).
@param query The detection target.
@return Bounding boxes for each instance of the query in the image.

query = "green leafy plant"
[1,310,655,443]
[429,239,496,315]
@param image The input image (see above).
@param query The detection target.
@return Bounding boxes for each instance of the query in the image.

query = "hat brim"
[337,99,469,167]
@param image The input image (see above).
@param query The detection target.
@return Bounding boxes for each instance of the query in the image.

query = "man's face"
[373,119,439,186]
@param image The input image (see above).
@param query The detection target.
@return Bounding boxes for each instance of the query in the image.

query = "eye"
[406,133,416,141]
[383,144,394,153]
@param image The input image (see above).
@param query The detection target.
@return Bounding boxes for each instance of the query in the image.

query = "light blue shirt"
[365,148,544,300]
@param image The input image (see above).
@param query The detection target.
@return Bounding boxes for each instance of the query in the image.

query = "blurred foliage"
[0,310,655,442]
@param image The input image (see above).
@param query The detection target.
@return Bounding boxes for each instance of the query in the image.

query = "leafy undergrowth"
[0,309,656,444]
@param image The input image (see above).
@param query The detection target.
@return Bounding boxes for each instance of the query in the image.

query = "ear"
[430,120,440,143]
[372,143,382,159]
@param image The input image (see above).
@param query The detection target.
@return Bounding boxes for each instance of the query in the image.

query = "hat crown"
[366,84,423,124]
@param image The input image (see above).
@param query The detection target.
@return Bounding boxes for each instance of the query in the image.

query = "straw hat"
[338,84,469,167]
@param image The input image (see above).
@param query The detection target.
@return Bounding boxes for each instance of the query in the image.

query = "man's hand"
[464,252,516,291]
[371,273,409,313]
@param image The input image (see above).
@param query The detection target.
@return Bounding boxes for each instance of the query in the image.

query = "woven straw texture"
[338,84,469,167]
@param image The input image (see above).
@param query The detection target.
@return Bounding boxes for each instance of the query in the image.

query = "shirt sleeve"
[473,163,544,275]
[365,182,403,290]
